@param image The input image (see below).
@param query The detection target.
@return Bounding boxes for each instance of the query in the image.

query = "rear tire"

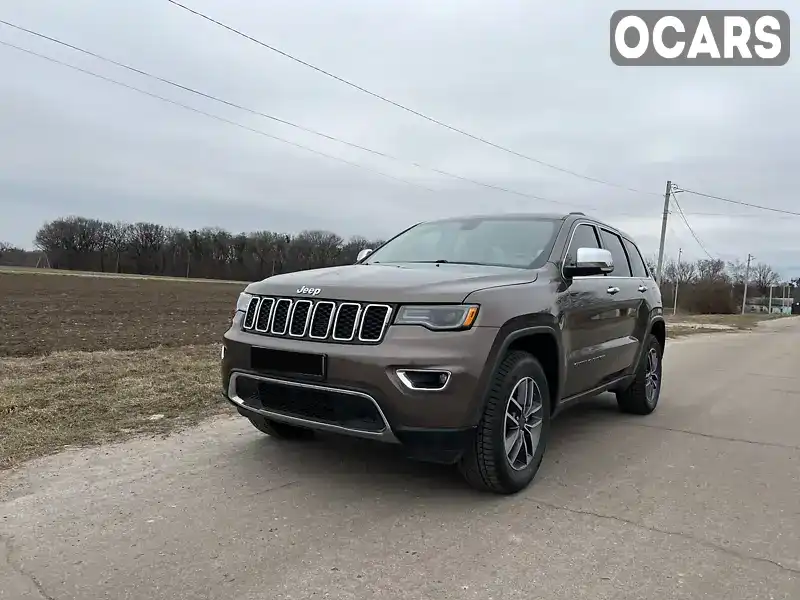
[458,351,551,495]
[616,333,662,415]
[248,416,315,440]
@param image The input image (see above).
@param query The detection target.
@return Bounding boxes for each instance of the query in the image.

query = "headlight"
[236,292,255,312]
[394,304,479,331]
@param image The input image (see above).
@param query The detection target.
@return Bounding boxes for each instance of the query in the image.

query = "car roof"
[421,211,572,223]
[571,215,637,244]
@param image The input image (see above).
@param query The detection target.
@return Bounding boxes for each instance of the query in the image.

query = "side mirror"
[356,248,373,263]
[563,247,614,277]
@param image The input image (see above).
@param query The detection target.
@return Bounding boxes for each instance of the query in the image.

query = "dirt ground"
[1,271,246,357]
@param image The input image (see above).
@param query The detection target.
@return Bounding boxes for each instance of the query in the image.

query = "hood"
[245,263,538,303]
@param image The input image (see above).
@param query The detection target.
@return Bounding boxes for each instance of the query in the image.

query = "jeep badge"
[296,286,321,296]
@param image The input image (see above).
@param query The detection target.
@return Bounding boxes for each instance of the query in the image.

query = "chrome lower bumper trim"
[226,371,399,444]
[396,368,452,392]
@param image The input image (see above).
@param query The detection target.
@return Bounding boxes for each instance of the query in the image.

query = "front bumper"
[221,317,499,452]
[225,370,400,443]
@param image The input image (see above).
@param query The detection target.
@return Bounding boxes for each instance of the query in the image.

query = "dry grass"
[666,325,731,339]
[668,313,788,330]
[0,344,227,469]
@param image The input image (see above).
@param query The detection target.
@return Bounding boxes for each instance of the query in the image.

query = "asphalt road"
[2,318,800,600]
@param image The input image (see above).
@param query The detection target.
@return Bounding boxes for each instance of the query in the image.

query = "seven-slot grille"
[242,296,392,344]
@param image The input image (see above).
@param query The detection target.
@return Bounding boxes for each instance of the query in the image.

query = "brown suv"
[221,212,665,494]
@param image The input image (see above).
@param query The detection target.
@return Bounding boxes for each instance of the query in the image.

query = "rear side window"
[623,238,649,278]
[599,229,632,277]
[565,224,600,269]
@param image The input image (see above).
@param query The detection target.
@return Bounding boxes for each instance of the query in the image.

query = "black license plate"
[250,347,326,379]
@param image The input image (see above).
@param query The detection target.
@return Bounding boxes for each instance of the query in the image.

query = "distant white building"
[746,296,792,315]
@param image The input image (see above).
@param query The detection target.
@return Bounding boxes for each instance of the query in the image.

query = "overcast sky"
[1,0,798,277]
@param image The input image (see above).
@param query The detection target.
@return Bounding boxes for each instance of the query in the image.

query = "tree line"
[1,216,796,314]
[2,216,385,281]
[652,255,796,314]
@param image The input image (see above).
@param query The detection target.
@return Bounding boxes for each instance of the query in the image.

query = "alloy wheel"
[645,347,660,405]
[503,377,543,471]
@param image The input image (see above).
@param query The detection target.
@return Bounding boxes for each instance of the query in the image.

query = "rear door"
[622,236,658,350]
[595,228,645,379]
[561,222,619,398]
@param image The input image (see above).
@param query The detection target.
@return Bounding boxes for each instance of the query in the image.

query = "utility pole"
[655,180,672,285]
[673,247,682,315]
[784,284,789,313]
[768,285,773,314]
[741,253,753,315]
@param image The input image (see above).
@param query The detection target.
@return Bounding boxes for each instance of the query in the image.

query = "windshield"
[363,216,560,269]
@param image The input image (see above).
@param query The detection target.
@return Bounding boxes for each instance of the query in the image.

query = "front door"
[561,275,623,397]
[560,222,620,398]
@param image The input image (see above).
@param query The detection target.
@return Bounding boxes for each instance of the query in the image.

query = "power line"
[0,39,442,194]
[677,187,800,217]
[671,191,715,260]
[0,19,602,212]
[680,211,796,219]
[164,0,662,198]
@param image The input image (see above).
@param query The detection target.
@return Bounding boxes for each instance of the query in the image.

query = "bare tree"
[29,215,379,281]
[695,258,728,283]
[663,258,697,285]
[751,262,781,295]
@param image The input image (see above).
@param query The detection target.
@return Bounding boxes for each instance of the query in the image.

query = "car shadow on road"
[227,393,625,500]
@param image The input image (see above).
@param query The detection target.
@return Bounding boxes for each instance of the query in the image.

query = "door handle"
[607,286,620,295]
[638,285,648,293]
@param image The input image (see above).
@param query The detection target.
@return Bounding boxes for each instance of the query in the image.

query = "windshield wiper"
[402,259,450,264]
[405,259,486,266]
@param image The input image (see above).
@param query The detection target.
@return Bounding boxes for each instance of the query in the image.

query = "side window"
[623,238,649,278]
[599,229,632,277]
[564,224,600,270]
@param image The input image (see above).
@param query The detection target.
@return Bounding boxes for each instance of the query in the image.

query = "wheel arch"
[470,316,564,424]
[625,315,666,384]
[650,317,666,353]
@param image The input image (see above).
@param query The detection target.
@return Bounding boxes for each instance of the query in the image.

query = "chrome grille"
[333,303,361,341]
[243,297,259,329]
[289,300,313,337]
[270,299,292,335]
[309,301,335,339]
[254,297,274,332]
[242,297,392,344]
[358,304,391,342]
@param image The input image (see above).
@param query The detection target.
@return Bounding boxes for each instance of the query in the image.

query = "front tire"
[616,333,662,415]
[459,351,551,495]
[248,416,315,440]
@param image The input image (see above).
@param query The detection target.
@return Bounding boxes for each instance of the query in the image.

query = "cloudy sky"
[1,0,798,277]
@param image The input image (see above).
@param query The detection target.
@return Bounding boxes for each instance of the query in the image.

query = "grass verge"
[0,344,228,469]
[667,313,788,330]
[666,325,734,339]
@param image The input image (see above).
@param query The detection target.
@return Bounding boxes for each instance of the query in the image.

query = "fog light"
[396,369,451,391]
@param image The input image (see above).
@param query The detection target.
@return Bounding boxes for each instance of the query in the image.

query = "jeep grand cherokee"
[221,212,665,494]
